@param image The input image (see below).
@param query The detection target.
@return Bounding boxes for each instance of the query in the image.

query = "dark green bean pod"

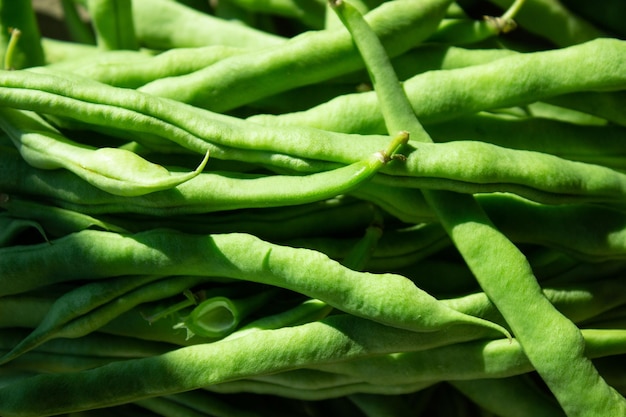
[0,228,509,336]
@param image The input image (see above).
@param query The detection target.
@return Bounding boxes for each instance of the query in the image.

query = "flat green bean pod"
[0,108,209,197]
[2,71,626,206]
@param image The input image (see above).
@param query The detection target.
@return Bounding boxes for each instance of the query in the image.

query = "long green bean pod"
[0,108,209,197]
[248,38,626,133]
[329,1,626,415]
[0,228,509,336]
[86,0,138,50]
[137,0,453,111]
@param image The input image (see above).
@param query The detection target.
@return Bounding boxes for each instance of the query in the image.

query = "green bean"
[131,0,285,50]
[331,2,625,415]
[87,0,138,50]
[0,292,55,329]
[311,329,626,386]
[223,298,333,342]
[37,45,244,88]
[223,212,384,341]
[95,196,376,242]
[248,38,626,133]
[426,112,626,170]
[1,350,117,374]
[207,377,435,400]
[0,228,510,336]
[0,314,502,415]
[443,278,626,328]
[0,108,209,197]
[0,1,44,69]
[137,0,453,111]
[4,71,626,206]
[427,3,520,46]
[0,133,397,215]
[479,195,626,262]
[0,274,171,365]
[525,101,609,126]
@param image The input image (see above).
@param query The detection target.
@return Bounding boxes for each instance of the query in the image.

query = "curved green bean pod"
[248,37,626,133]
[545,91,626,128]
[0,314,501,416]
[36,45,244,88]
[0,108,209,197]
[177,290,278,339]
[2,71,626,206]
[0,132,401,214]
[426,112,626,170]
[311,329,626,386]
[0,229,509,336]
[0,274,168,365]
[207,377,435,400]
[137,0,452,111]
[332,2,626,415]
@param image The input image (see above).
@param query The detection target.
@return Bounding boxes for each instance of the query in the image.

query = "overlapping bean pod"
[0,0,625,415]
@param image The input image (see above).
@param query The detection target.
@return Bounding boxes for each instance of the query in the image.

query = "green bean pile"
[1,0,625,415]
